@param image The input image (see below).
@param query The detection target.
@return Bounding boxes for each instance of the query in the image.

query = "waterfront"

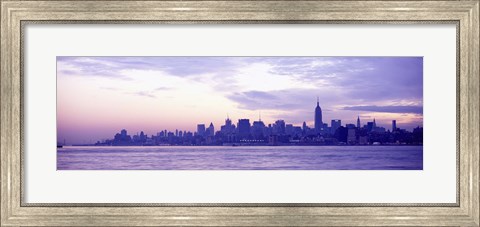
[57,146,422,170]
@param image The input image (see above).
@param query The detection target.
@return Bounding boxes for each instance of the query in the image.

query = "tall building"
[274,120,286,135]
[331,119,341,134]
[237,119,251,139]
[207,122,214,136]
[314,97,323,133]
[197,124,206,136]
[139,131,146,141]
[367,122,374,132]
[251,112,264,139]
[264,124,273,137]
[252,120,266,139]
[392,120,397,131]
[220,116,235,134]
[220,117,236,142]
[357,116,361,128]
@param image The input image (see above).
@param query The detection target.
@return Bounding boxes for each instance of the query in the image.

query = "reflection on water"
[57,146,423,170]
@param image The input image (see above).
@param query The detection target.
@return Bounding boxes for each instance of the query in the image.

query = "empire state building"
[314,97,323,133]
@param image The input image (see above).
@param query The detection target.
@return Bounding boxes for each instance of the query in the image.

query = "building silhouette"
[331,120,341,135]
[274,120,286,135]
[237,119,251,139]
[112,129,132,145]
[197,124,206,136]
[206,122,214,136]
[220,116,236,142]
[252,118,266,139]
[366,122,374,132]
[314,97,323,133]
[220,116,235,133]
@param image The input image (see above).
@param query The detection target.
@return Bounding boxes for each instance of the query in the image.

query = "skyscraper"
[237,119,251,139]
[274,120,286,135]
[357,116,361,128]
[220,116,235,134]
[252,120,266,139]
[331,119,341,134]
[314,97,323,133]
[392,120,397,131]
[207,122,214,136]
[197,124,206,136]
[220,116,236,142]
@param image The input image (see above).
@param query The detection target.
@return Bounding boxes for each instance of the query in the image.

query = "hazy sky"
[57,56,423,144]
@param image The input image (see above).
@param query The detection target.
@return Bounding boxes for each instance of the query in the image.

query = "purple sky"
[57,56,423,144]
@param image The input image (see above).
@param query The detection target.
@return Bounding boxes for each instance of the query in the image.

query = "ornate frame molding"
[1,1,478,226]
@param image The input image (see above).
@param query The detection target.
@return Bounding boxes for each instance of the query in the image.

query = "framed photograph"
[1,0,478,226]
[56,56,424,171]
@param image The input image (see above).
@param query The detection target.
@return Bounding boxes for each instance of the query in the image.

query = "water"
[57,146,422,170]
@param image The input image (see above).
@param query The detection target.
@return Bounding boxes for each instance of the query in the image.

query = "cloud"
[57,57,134,80]
[228,89,320,111]
[57,56,243,80]
[154,86,172,91]
[128,91,156,98]
[257,57,423,102]
[342,105,423,114]
[240,91,278,100]
[57,57,423,106]
[100,87,120,91]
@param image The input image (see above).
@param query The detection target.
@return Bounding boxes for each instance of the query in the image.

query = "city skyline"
[57,56,423,144]
[101,114,411,139]
[92,99,422,147]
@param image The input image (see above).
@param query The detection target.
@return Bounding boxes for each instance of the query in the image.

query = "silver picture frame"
[1,1,478,226]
